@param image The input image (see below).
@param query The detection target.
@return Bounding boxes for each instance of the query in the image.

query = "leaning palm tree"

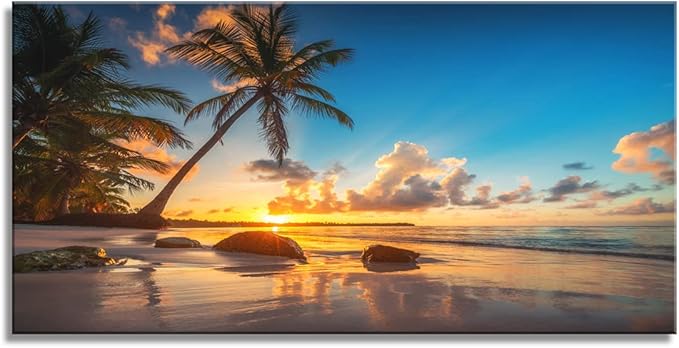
[12,5,192,149]
[139,4,354,215]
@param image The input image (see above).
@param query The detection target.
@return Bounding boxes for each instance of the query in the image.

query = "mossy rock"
[13,246,124,273]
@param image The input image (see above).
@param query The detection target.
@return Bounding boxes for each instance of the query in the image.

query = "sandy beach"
[12,224,674,333]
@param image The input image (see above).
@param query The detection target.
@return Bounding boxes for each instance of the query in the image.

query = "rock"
[13,246,124,273]
[154,237,201,248]
[361,244,419,263]
[213,232,306,260]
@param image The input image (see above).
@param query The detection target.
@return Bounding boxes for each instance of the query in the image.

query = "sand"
[12,224,675,333]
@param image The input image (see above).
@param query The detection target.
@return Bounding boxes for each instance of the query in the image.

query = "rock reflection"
[362,262,419,273]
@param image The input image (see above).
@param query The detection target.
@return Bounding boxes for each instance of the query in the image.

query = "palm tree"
[139,4,354,215]
[13,119,170,220]
[12,5,192,150]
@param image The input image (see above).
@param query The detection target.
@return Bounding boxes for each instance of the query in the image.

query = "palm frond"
[72,111,192,149]
[257,95,289,164]
[291,94,354,129]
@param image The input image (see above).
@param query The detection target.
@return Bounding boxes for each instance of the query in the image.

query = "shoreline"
[12,224,675,333]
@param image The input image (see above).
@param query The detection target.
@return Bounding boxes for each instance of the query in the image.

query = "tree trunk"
[13,124,33,149]
[56,192,70,216]
[138,95,261,216]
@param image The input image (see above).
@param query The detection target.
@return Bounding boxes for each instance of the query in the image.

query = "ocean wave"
[409,239,675,261]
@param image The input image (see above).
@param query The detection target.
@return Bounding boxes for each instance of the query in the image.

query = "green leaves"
[291,94,354,130]
[12,4,193,150]
[12,5,193,220]
[167,4,355,165]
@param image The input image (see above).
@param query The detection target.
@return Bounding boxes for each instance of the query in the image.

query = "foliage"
[13,120,169,220]
[12,4,193,149]
[12,5,190,221]
[167,4,354,164]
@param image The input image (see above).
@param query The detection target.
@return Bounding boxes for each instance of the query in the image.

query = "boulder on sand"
[154,237,201,248]
[213,232,306,260]
[13,246,125,273]
[361,244,419,263]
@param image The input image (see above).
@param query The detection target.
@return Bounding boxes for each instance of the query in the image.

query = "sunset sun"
[263,214,290,225]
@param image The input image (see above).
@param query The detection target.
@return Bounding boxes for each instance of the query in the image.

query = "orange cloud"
[128,4,191,65]
[612,120,675,184]
[267,170,349,215]
[128,4,242,66]
[120,139,200,182]
[128,32,166,65]
[156,4,175,20]
[244,159,346,214]
[194,5,233,30]
[249,142,526,214]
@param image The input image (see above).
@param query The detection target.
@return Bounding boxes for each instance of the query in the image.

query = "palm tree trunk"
[138,95,261,216]
[13,124,33,149]
[56,192,70,216]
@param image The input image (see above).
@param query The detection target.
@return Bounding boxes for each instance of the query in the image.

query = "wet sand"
[12,225,675,333]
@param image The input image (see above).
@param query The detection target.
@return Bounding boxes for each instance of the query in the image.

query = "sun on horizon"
[262,214,291,225]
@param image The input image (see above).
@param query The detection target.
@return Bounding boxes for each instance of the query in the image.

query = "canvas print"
[12,2,676,333]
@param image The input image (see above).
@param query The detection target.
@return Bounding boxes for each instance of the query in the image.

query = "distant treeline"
[166,219,414,228]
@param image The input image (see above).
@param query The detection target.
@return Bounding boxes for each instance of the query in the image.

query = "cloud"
[612,120,675,184]
[589,183,661,201]
[128,33,167,65]
[223,207,234,213]
[127,4,242,66]
[543,176,599,202]
[188,198,202,202]
[438,167,475,206]
[194,5,233,30]
[348,174,448,212]
[211,78,258,94]
[496,177,536,204]
[565,201,598,209]
[120,139,200,182]
[603,198,675,215]
[108,17,127,32]
[254,142,522,214]
[563,162,593,170]
[171,209,193,217]
[127,4,191,65]
[244,159,348,215]
[156,4,175,20]
[566,183,663,209]
[346,142,462,211]
[244,159,317,183]
[207,209,220,214]
[267,168,349,214]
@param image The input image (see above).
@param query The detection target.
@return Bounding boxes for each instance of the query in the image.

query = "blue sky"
[60,3,675,224]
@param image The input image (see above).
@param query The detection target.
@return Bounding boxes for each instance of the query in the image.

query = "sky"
[60,3,675,225]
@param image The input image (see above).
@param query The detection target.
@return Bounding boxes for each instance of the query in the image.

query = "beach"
[13,224,675,333]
